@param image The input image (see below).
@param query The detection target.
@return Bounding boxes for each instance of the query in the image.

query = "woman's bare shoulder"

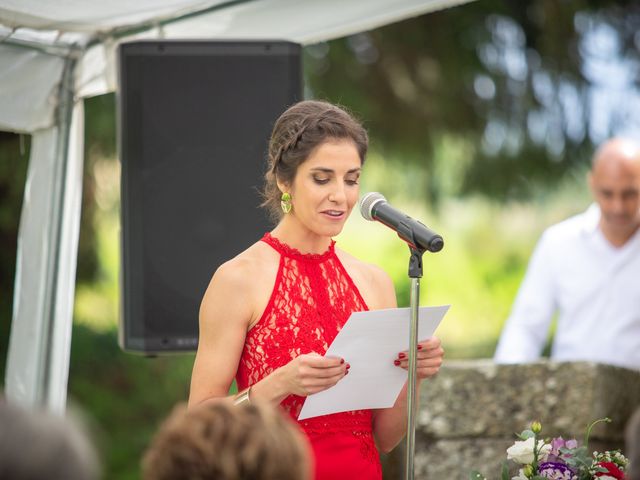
[198,238,280,331]
[209,239,279,292]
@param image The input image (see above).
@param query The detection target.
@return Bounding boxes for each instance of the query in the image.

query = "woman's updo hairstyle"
[261,100,369,222]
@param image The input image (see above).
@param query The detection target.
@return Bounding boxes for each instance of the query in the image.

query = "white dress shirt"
[494,204,640,370]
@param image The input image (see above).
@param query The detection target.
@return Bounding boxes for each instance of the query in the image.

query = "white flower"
[511,469,528,480]
[506,437,551,464]
[597,477,617,480]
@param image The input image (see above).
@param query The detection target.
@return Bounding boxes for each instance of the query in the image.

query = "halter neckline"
[262,232,336,262]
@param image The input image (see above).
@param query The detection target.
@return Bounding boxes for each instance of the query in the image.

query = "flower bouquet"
[471,419,628,480]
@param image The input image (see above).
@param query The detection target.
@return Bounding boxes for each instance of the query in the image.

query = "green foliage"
[562,445,592,475]
[0,132,29,385]
[519,429,536,440]
[84,93,117,157]
[77,94,118,283]
[306,0,640,200]
[501,461,510,480]
[68,325,194,480]
[584,417,611,448]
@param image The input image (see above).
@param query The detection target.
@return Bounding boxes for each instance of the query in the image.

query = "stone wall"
[383,360,640,479]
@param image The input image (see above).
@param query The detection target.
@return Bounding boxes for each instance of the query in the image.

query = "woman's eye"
[346,178,360,186]
[313,177,330,185]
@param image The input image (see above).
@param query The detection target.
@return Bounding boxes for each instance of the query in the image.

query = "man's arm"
[494,232,557,363]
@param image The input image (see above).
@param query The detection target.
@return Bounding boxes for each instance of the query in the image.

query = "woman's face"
[283,139,362,238]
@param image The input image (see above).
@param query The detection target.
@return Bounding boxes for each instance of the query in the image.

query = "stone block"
[383,360,640,479]
[418,360,640,441]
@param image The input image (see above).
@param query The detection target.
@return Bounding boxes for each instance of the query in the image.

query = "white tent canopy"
[1,0,471,414]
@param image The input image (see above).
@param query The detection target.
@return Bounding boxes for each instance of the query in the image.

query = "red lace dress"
[236,232,382,480]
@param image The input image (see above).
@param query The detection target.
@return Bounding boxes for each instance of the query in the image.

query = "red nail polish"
[398,353,406,359]
[345,369,349,375]
[393,360,400,366]
[417,345,423,350]
[340,358,345,364]
[346,363,351,369]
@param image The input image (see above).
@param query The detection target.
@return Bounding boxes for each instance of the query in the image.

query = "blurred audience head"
[142,401,311,480]
[627,407,640,480]
[0,398,99,480]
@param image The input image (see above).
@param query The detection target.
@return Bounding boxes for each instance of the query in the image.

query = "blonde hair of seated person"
[142,400,312,480]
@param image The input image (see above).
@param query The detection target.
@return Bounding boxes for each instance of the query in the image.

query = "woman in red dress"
[188,100,444,479]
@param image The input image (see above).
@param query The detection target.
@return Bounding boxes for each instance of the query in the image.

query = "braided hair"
[261,100,368,222]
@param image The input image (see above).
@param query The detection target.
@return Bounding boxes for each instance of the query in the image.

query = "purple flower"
[538,461,577,480]
[548,437,579,462]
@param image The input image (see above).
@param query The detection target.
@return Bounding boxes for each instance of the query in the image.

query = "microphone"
[359,192,444,253]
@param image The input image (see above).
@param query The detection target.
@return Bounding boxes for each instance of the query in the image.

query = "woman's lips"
[321,210,345,219]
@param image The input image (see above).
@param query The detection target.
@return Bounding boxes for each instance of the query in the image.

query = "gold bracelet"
[233,386,252,406]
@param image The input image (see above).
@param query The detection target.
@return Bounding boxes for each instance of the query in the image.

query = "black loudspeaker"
[118,40,302,353]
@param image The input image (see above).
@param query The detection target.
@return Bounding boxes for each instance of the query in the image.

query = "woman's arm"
[189,256,348,408]
[188,258,255,407]
[367,266,445,453]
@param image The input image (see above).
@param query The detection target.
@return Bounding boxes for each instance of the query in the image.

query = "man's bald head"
[592,137,640,171]
[589,137,640,246]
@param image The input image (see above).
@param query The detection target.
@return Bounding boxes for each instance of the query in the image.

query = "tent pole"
[5,53,84,415]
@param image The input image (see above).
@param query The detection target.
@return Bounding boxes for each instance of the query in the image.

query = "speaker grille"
[118,41,302,353]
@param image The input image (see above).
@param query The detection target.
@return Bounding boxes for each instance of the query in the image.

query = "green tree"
[305,0,640,201]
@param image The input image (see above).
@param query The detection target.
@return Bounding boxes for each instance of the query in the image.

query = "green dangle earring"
[281,192,292,214]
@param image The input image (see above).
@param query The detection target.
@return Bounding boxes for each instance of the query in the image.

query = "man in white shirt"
[494,138,640,370]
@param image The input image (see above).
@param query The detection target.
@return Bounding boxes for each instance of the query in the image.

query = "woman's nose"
[329,185,346,203]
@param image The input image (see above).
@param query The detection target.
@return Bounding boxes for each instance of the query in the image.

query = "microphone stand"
[358,191,443,479]
[405,245,426,480]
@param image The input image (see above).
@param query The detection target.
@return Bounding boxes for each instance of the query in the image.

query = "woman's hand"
[279,353,349,397]
[393,337,444,379]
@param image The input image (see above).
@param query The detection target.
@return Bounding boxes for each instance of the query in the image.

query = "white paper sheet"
[298,305,450,421]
